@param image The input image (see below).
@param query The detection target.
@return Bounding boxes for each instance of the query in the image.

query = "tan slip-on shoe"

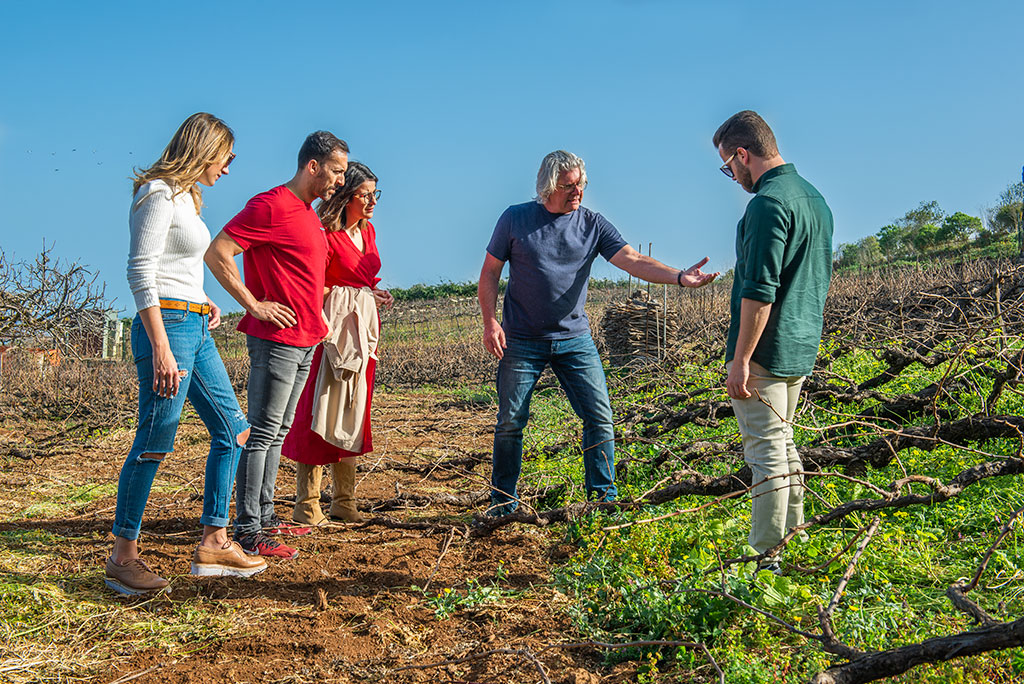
[191,541,268,577]
[105,557,171,596]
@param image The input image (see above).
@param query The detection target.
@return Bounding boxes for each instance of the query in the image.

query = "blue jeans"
[491,334,617,513]
[113,305,249,540]
[234,336,314,536]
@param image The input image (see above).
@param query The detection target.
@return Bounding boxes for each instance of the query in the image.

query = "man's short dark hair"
[297,130,349,169]
[712,110,779,159]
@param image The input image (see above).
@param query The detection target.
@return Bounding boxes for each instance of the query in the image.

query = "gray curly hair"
[535,150,587,203]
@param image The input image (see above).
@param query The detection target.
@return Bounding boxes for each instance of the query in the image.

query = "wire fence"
[121,260,1011,392]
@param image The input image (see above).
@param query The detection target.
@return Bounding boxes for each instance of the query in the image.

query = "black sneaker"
[235,531,299,560]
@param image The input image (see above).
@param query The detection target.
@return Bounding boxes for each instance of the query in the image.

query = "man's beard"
[316,174,338,200]
[736,163,754,193]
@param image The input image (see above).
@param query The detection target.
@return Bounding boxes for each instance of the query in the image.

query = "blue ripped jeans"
[112,304,249,540]
[491,334,617,514]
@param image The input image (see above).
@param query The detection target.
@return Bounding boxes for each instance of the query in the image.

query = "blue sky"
[2,1,1022,313]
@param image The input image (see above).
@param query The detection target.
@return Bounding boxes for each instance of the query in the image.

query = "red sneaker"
[264,515,313,536]
[236,532,299,560]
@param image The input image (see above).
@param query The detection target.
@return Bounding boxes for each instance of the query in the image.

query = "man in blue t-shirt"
[478,150,719,516]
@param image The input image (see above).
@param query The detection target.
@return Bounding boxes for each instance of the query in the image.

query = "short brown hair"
[712,110,778,159]
[298,130,349,169]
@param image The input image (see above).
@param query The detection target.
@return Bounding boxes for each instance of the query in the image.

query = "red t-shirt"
[222,186,329,347]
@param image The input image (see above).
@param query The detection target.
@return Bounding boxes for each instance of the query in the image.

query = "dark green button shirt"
[725,163,833,377]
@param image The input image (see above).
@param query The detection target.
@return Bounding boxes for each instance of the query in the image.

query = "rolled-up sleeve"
[739,196,789,303]
[127,182,174,311]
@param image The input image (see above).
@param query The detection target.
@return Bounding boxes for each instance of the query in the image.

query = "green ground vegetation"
[511,311,1024,681]
[4,261,1023,683]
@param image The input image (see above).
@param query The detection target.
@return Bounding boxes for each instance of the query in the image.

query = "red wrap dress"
[282,222,381,465]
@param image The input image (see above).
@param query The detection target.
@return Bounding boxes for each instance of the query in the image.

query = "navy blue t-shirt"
[486,201,627,340]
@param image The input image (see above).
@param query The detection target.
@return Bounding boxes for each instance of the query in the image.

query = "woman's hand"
[138,306,182,399]
[207,299,222,330]
[152,344,181,399]
[372,288,394,309]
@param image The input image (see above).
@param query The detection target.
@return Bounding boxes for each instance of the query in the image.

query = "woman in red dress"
[283,162,392,525]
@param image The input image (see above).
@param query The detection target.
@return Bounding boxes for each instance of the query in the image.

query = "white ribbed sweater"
[126,180,210,311]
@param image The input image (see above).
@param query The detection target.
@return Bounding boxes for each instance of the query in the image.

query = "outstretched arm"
[479,253,507,360]
[204,231,297,329]
[608,245,719,288]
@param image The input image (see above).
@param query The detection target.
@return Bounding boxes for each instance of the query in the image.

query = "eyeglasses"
[355,189,381,202]
[225,153,236,167]
[556,179,587,192]
[719,152,736,179]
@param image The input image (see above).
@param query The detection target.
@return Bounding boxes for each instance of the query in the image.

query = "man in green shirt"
[713,110,833,567]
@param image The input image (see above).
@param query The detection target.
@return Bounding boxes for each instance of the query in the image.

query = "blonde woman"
[107,113,266,595]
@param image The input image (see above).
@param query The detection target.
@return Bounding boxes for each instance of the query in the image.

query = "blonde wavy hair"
[132,113,234,214]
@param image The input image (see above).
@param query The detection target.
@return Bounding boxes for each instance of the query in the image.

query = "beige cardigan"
[310,286,379,451]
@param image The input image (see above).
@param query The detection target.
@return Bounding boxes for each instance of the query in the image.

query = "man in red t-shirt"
[205,131,349,560]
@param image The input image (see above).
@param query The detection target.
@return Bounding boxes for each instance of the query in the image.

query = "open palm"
[679,256,719,288]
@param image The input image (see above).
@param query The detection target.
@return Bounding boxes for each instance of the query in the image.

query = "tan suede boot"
[329,458,365,522]
[293,462,327,526]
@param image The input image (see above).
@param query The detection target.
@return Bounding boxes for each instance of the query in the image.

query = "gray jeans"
[234,335,314,536]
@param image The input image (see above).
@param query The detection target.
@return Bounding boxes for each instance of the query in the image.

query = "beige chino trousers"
[728,361,805,557]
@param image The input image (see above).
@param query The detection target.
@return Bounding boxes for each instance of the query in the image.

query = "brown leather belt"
[159,299,211,315]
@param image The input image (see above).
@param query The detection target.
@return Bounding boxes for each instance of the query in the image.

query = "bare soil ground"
[1,389,627,684]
